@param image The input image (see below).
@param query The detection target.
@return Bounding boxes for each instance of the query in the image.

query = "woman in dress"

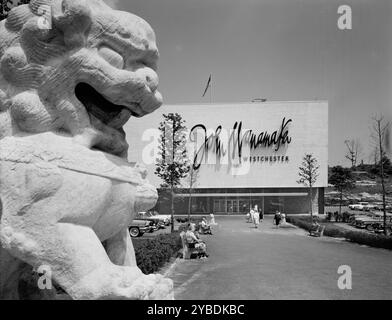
[252,205,260,228]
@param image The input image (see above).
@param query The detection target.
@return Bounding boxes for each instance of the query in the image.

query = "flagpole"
[202,74,212,102]
[210,74,212,103]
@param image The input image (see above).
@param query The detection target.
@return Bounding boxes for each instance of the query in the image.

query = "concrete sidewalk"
[164,216,392,299]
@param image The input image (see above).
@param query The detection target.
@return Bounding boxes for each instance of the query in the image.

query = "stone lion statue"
[0,0,173,299]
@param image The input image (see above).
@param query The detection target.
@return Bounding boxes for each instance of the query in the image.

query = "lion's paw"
[119,273,174,300]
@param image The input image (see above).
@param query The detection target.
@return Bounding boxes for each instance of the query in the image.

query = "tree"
[297,154,320,218]
[155,113,190,232]
[371,145,380,168]
[344,139,362,168]
[328,166,354,216]
[381,156,392,175]
[186,164,200,221]
[370,115,391,235]
[1,0,30,21]
[372,155,392,177]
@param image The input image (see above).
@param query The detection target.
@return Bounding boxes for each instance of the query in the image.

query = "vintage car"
[348,202,369,211]
[353,216,380,229]
[135,212,165,230]
[366,221,392,234]
[149,211,171,225]
[352,211,391,228]
[129,219,154,238]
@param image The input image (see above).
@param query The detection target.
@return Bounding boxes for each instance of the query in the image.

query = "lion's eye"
[98,46,124,69]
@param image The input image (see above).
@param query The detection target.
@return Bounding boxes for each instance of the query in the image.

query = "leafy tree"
[328,166,354,216]
[1,0,30,21]
[297,154,320,218]
[155,113,190,232]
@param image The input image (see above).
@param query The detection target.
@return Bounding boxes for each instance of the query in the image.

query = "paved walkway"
[164,216,392,300]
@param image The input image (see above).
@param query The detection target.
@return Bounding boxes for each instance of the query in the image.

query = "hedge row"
[132,232,182,274]
[286,216,392,250]
[176,216,205,224]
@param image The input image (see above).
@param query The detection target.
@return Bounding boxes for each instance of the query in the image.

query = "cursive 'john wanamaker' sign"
[126,102,328,188]
[189,117,292,169]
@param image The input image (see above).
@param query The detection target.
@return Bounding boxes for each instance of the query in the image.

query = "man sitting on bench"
[309,217,325,237]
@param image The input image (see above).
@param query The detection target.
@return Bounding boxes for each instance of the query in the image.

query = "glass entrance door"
[213,197,253,214]
[238,199,250,213]
[226,200,237,214]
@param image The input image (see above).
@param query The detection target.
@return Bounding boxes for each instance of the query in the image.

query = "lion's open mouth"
[74,82,138,157]
[75,82,138,130]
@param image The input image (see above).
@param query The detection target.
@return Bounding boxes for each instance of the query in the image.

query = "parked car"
[149,211,171,225]
[348,202,369,211]
[351,211,392,229]
[371,211,392,221]
[348,212,366,225]
[373,202,384,210]
[353,216,379,229]
[367,221,392,235]
[129,219,153,237]
[373,204,392,212]
[135,212,165,230]
[363,204,377,212]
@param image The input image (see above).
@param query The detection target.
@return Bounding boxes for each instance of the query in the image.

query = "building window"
[213,199,226,213]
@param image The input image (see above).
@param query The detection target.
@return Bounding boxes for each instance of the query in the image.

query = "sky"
[105,0,391,166]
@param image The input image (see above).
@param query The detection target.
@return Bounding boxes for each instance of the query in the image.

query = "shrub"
[286,216,392,250]
[176,216,205,224]
[177,217,205,232]
[178,223,188,232]
[132,232,182,274]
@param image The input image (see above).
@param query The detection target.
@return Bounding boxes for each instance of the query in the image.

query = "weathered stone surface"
[0,0,172,299]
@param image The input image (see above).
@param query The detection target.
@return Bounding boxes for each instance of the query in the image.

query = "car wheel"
[130,227,140,237]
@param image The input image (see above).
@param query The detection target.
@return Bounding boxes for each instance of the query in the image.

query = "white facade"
[126,101,328,189]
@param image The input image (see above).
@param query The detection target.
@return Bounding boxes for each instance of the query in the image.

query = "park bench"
[309,225,326,237]
[179,231,199,259]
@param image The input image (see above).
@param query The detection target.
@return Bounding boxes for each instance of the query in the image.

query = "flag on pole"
[202,74,212,97]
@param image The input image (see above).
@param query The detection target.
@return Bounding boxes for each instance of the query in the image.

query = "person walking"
[252,205,260,228]
[274,210,281,228]
[248,207,254,224]
[259,208,264,223]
